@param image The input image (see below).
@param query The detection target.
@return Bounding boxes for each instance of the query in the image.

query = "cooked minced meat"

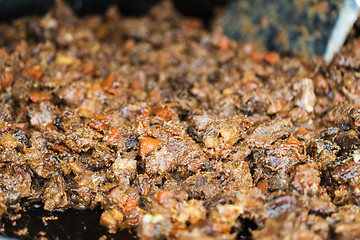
[1,0,360,239]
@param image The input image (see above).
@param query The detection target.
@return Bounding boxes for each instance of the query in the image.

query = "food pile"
[1,1,360,239]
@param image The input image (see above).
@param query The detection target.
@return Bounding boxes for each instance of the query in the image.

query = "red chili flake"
[29,92,52,103]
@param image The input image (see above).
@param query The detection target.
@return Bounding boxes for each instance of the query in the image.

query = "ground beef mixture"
[2,1,360,239]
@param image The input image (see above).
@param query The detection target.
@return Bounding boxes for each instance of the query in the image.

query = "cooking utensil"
[216,0,358,61]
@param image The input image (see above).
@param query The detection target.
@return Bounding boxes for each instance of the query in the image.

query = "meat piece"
[191,115,252,158]
[0,164,32,205]
[28,102,58,128]
[307,139,340,169]
[323,102,353,127]
[43,174,68,210]
[110,156,137,183]
[252,139,307,191]
[291,163,320,195]
[246,120,291,149]
[0,103,12,122]
[226,161,254,191]
[58,81,86,106]
[144,134,208,177]
[181,172,225,201]
[334,129,360,151]
[294,78,316,113]
[332,158,360,205]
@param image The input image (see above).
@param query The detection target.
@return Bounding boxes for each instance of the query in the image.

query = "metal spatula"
[324,0,360,61]
[216,0,360,61]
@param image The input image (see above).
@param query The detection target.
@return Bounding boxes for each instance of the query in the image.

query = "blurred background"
[0,0,229,22]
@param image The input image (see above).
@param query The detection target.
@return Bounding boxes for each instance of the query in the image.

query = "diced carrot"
[2,72,14,88]
[95,114,106,119]
[46,123,58,131]
[264,52,280,65]
[250,51,265,63]
[288,133,302,147]
[82,61,94,74]
[106,87,117,94]
[122,198,138,215]
[29,92,52,103]
[139,137,160,156]
[186,18,202,29]
[0,49,10,59]
[256,179,268,190]
[88,119,110,131]
[243,81,258,91]
[155,190,173,204]
[296,126,307,135]
[104,128,121,145]
[132,80,141,90]
[27,69,43,79]
[102,75,114,89]
[154,107,175,121]
[51,145,68,153]
[218,35,230,51]
[102,75,117,94]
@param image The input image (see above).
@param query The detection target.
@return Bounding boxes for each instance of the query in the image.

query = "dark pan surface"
[1,203,137,240]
